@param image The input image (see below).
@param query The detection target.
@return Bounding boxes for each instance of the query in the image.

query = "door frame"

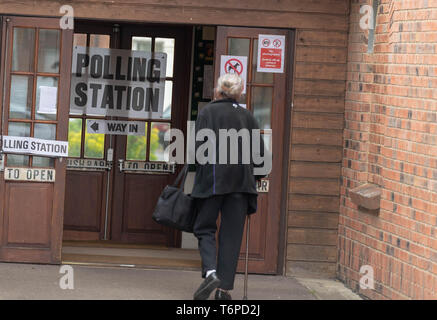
[0,15,73,263]
[278,29,295,275]
[63,21,193,246]
[215,26,295,275]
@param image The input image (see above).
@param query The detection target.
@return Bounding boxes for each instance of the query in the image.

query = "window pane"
[262,131,272,153]
[84,120,105,159]
[251,86,272,130]
[36,76,58,120]
[73,33,87,47]
[8,121,30,137]
[155,38,175,77]
[252,40,273,84]
[68,118,82,157]
[126,123,148,161]
[90,34,110,48]
[132,37,152,52]
[150,122,170,162]
[38,29,60,73]
[34,123,56,140]
[10,75,33,119]
[32,156,55,168]
[7,154,29,167]
[12,28,35,72]
[228,38,250,57]
[33,123,56,167]
[7,122,30,166]
[162,81,173,119]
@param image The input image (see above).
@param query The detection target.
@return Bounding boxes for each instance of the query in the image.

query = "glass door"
[0,16,73,263]
[110,25,192,245]
[63,26,115,241]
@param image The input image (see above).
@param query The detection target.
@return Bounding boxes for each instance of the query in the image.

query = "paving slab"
[0,262,358,300]
[295,277,362,300]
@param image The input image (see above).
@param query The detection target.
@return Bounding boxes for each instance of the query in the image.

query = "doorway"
[62,21,192,247]
[61,23,292,276]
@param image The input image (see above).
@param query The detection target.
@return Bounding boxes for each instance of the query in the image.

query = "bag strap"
[172,164,189,189]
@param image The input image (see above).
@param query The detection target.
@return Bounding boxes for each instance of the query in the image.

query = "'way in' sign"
[86,119,146,136]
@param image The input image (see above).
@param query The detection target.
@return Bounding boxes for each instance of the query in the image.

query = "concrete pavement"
[0,262,361,300]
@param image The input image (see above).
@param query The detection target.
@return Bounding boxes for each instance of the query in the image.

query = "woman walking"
[191,73,266,300]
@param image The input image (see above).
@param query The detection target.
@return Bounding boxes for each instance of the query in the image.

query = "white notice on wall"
[220,55,248,94]
[38,86,58,114]
[2,136,68,157]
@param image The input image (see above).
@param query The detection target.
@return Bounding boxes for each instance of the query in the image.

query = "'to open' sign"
[5,168,56,182]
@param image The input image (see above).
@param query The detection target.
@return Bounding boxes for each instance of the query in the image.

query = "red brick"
[338,0,437,300]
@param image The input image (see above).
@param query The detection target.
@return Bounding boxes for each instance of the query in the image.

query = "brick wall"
[339,0,437,299]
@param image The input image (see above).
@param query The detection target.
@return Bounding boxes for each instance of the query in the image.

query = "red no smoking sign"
[220,55,248,94]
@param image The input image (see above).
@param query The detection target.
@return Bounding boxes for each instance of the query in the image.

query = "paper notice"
[38,86,57,114]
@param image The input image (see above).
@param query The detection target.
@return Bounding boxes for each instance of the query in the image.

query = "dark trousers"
[193,193,248,290]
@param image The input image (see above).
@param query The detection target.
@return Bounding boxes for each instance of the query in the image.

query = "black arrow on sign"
[90,122,99,132]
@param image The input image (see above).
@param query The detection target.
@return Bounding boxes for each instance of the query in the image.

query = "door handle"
[118,159,124,172]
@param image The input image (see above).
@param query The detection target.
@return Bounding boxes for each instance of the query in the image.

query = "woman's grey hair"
[215,73,244,100]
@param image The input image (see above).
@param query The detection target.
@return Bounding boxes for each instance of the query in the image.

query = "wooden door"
[0,16,73,263]
[63,23,117,241]
[215,27,291,274]
[110,25,192,246]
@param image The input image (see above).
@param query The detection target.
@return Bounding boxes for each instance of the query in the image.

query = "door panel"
[63,25,115,241]
[215,27,291,274]
[110,25,192,246]
[6,183,53,246]
[64,171,105,233]
[0,16,73,264]
[121,174,169,243]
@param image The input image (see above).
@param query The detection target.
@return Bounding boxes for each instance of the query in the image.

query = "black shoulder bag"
[152,165,197,233]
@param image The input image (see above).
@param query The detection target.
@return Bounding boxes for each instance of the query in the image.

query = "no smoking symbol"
[262,39,270,47]
[224,58,243,75]
[273,39,281,48]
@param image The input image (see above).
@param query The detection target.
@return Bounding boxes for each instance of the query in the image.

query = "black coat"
[191,98,266,214]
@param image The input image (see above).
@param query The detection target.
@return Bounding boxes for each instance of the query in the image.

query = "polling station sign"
[2,136,68,158]
[70,46,167,119]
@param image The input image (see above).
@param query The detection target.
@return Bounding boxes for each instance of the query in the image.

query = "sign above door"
[70,46,167,119]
